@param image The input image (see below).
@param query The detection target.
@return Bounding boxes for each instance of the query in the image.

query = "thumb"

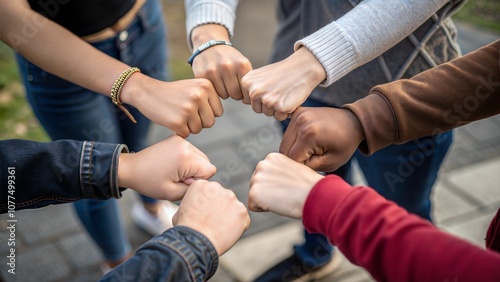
[184,177,196,185]
[248,200,266,213]
[305,155,338,172]
[182,155,217,181]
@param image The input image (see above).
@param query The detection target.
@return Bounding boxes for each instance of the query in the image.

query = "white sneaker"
[131,201,179,236]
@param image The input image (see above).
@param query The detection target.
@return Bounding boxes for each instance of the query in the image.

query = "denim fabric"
[15,0,169,261]
[100,226,219,282]
[0,139,126,213]
[0,143,217,281]
[282,97,453,267]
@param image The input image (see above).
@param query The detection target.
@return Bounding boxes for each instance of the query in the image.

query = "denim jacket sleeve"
[100,226,219,282]
[0,139,128,213]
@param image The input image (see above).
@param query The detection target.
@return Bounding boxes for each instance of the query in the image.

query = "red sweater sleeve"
[303,175,500,281]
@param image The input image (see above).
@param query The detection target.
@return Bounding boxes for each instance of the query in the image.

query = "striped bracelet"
[187,40,233,66]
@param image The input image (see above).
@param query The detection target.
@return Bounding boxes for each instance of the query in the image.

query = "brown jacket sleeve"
[343,40,500,155]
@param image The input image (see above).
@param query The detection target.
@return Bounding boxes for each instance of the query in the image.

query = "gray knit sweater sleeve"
[185,0,239,49]
[295,0,448,87]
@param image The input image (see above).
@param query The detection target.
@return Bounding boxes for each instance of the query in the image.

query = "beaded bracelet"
[187,40,233,66]
[111,67,140,123]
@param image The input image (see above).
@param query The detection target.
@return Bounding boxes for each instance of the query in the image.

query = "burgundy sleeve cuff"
[302,175,354,236]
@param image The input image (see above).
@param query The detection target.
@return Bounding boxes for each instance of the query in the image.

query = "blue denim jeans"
[281,97,453,267]
[16,0,169,261]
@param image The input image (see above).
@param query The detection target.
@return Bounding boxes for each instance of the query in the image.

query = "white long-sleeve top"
[184,0,450,86]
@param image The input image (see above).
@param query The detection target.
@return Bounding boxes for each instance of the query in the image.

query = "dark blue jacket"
[0,139,218,281]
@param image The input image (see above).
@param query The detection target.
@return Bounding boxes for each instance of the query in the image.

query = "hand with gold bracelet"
[1,1,222,138]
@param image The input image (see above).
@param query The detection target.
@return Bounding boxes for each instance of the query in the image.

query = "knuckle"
[171,117,185,128]
[261,95,274,106]
[248,88,260,99]
[237,202,249,216]
[191,126,202,134]
[240,59,252,70]
[208,164,217,174]
[208,181,221,189]
[255,159,267,171]
[230,91,243,100]
[275,112,288,121]
[219,61,233,72]
[195,78,212,91]
[301,123,319,138]
[204,66,218,77]
[226,189,237,199]
[240,75,248,85]
[182,102,196,114]
[218,92,230,99]
[214,107,223,117]
[204,117,216,128]
[178,129,190,138]
[251,104,262,113]
[191,90,204,102]
[266,152,281,161]
[295,112,312,126]
[248,188,258,201]
[178,146,192,160]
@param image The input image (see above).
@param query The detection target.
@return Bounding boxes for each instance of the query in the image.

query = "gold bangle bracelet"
[111,67,140,123]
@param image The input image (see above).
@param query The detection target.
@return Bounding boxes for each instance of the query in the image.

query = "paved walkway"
[1,0,499,281]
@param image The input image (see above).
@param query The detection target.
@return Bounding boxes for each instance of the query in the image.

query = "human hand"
[280,107,365,172]
[241,47,326,121]
[190,24,253,102]
[121,74,223,138]
[118,135,216,201]
[248,153,324,219]
[173,180,251,255]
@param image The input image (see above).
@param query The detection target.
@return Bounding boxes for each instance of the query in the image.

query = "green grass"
[453,0,500,32]
[0,39,193,142]
[0,44,20,89]
[0,43,49,141]
[169,58,194,81]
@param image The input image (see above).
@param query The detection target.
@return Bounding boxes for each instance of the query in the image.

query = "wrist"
[119,72,152,108]
[188,40,233,66]
[343,109,366,146]
[299,174,325,215]
[117,153,134,189]
[293,47,326,85]
[191,24,230,50]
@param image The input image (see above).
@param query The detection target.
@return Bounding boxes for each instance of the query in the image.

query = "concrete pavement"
[1,0,499,281]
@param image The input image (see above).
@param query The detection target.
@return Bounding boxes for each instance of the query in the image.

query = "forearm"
[296,0,449,86]
[303,175,500,281]
[100,226,219,282]
[0,139,126,213]
[344,40,500,154]
[0,1,135,100]
[184,0,239,49]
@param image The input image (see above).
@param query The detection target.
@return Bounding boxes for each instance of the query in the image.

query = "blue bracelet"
[187,40,233,66]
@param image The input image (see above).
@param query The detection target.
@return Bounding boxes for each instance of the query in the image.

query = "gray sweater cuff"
[294,22,356,87]
[185,1,237,50]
